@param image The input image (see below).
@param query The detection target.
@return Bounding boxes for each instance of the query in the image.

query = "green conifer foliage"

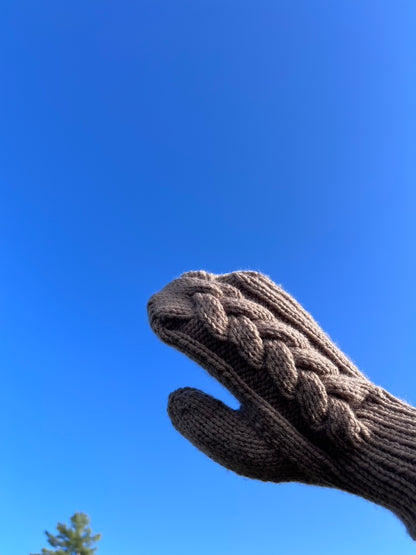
[31,512,101,555]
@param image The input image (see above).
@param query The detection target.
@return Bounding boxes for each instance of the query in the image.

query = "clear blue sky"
[1,2,415,554]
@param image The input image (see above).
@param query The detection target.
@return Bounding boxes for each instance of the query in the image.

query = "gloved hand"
[147,270,416,539]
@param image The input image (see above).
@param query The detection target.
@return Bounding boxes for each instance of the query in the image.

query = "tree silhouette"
[31,512,101,555]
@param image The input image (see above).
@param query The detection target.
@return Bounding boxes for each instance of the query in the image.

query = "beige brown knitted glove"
[147,270,416,539]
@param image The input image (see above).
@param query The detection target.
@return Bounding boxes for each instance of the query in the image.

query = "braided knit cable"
[161,272,377,446]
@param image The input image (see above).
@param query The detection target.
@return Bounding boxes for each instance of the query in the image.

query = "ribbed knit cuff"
[342,390,416,539]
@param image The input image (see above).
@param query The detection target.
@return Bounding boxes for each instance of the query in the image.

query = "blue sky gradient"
[1,2,415,554]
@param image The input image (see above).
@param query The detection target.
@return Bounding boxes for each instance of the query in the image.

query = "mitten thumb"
[168,387,307,483]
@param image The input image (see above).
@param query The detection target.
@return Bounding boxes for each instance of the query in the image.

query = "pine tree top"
[30,512,101,555]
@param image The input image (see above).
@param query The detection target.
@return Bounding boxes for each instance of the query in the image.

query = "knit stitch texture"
[147,270,416,539]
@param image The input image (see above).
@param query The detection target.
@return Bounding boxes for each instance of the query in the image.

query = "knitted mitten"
[147,270,416,539]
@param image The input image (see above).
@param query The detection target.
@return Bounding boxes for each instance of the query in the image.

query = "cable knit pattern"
[151,272,373,446]
[147,270,416,540]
